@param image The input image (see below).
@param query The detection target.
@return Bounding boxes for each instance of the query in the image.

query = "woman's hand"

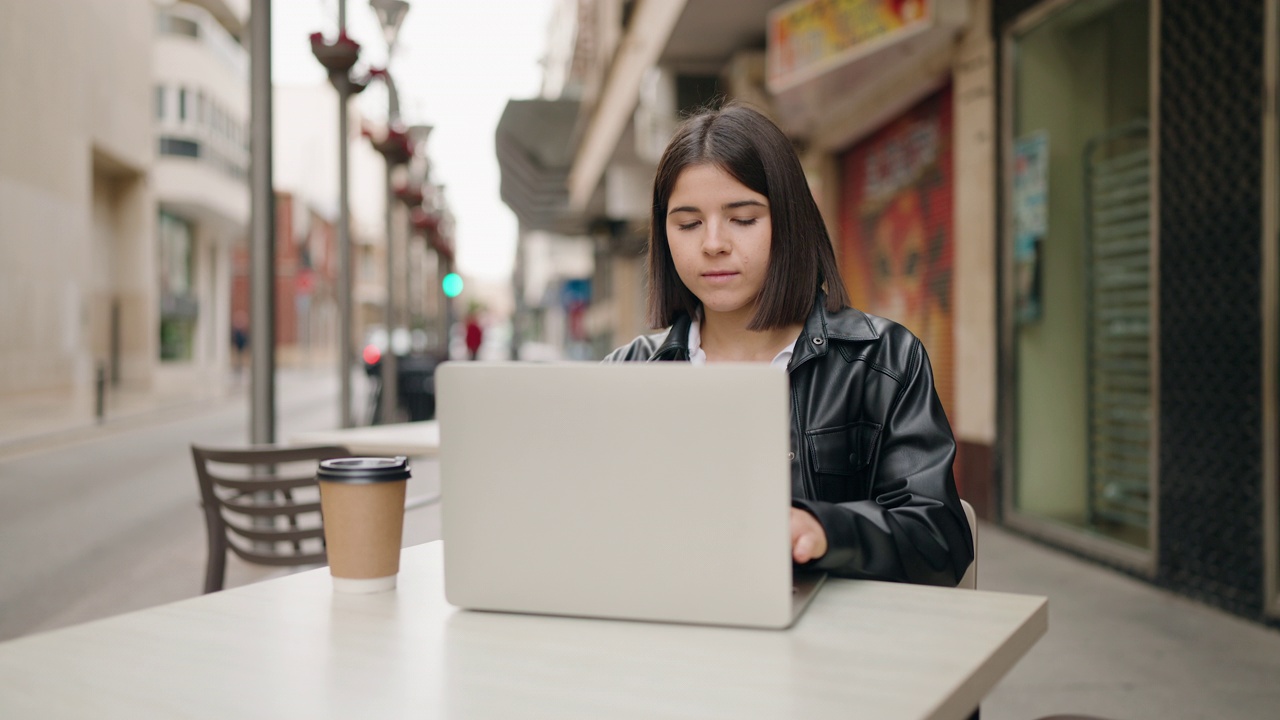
[790,507,827,564]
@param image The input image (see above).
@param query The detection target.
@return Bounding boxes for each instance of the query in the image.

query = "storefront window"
[159,212,197,361]
[1007,0,1152,551]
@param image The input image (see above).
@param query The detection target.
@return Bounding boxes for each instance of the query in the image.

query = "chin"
[699,297,754,316]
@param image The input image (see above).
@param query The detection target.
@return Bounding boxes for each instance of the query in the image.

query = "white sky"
[271,0,556,281]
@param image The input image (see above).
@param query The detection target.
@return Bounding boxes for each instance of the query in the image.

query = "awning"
[495,98,586,235]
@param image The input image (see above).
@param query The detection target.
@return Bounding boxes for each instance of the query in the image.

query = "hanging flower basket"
[369,124,413,165]
[410,208,439,232]
[427,229,454,262]
[395,183,425,208]
[346,72,371,95]
[309,31,361,75]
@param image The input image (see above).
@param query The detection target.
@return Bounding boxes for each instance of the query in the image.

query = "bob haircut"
[647,103,850,330]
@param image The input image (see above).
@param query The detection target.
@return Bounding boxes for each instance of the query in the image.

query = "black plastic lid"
[317,456,411,483]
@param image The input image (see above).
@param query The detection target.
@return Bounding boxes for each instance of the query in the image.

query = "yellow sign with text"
[767,0,932,91]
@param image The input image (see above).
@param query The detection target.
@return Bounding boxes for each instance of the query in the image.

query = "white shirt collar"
[687,317,797,368]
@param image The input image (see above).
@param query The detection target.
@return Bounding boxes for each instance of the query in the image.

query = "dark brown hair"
[646,103,849,330]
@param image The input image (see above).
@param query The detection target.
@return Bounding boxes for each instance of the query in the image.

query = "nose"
[701,218,731,255]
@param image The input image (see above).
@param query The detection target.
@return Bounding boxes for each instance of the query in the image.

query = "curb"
[0,389,244,461]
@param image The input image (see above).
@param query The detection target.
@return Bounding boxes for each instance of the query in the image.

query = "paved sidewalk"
[0,377,237,457]
[979,523,1280,720]
[0,352,352,458]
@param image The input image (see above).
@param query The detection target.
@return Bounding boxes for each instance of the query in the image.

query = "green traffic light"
[442,272,463,298]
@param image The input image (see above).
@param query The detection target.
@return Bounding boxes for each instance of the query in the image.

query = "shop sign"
[767,0,933,92]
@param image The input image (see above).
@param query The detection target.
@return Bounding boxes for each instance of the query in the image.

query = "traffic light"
[442,272,463,298]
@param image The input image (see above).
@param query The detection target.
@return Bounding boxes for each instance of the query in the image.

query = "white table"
[290,420,440,457]
[0,542,1046,719]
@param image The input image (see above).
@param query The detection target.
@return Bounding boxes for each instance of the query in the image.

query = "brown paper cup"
[317,457,410,593]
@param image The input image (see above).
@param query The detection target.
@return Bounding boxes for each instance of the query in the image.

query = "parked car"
[360,326,441,423]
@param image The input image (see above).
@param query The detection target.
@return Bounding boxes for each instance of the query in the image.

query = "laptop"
[436,362,825,629]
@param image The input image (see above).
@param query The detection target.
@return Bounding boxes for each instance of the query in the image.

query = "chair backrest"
[957,499,978,590]
[191,444,351,593]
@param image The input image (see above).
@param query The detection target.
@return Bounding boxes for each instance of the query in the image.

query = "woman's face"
[665,164,773,321]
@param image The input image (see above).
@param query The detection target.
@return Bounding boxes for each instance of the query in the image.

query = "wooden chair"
[191,443,351,593]
[958,499,978,589]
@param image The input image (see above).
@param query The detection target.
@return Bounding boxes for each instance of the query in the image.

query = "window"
[360,245,380,284]
[159,137,201,158]
[178,87,188,122]
[158,212,198,362]
[154,85,165,120]
[1004,0,1155,557]
[159,13,200,39]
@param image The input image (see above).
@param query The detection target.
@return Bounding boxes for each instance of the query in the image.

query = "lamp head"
[370,0,410,50]
[408,124,433,145]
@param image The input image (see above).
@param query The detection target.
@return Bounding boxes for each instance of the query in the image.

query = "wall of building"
[151,0,249,390]
[274,82,390,358]
[992,0,1278,628]
[951,0,999,517]
[0,0,155,407]
[1156,0,1272,625]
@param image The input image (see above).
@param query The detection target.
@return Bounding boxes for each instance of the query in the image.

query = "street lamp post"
[309,1,367,428]
[249,0,275,445]
[394,176,425,343]
[369,0,410,425]
[401,124,432,349]
[431,192,456,353]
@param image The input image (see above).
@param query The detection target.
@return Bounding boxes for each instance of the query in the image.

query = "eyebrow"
[667,199,768,216]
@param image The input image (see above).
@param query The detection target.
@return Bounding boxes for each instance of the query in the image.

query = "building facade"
[0,0,157,416]
[993,0,1279,628]
[228,191,338,367]
[151,0,251,392]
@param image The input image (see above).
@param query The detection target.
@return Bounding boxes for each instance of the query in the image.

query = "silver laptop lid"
[437,362,795,627]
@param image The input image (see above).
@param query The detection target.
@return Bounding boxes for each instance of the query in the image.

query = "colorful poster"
[838,86,953,412]
[768,0,933,91]
[1012,131,1048,324]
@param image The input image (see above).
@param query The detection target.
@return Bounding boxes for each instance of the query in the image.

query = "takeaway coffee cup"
[317,456,410,593]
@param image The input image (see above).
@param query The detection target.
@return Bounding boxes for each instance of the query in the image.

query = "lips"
[702,271,739,280]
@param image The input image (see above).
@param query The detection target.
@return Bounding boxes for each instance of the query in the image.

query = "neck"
[699,307,802,363]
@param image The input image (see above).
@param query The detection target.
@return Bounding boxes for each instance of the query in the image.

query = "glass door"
[1003,0,1156,560]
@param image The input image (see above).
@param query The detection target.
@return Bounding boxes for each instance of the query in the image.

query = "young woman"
[605,104,973,586]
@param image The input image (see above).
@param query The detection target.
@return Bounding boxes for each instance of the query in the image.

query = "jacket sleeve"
[792,339,974,586]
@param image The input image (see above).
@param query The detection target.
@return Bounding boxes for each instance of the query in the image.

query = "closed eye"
[731,217,758,226]
[676,220,701,231]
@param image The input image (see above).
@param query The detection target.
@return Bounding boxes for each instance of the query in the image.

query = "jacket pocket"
[805,422,881,502]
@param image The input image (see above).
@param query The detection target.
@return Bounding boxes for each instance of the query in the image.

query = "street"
[0,369,440,641]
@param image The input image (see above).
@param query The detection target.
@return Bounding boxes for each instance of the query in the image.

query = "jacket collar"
[650,313,692,361]
[790,294,879,367]
[651,295,878,364]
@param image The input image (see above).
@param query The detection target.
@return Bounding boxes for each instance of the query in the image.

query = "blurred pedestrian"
[602,103,972,587]
[231,311,249,377]
[464,309,484,361]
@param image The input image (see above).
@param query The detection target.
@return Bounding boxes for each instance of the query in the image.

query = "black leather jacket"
[604,298,974,587]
